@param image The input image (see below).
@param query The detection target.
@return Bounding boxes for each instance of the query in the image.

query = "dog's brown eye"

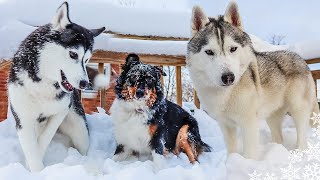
[69,51,78,60]
[230,47,238,53]
[205,50,215,56]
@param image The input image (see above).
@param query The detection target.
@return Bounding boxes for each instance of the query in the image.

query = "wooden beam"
[91,50,186,66]
[104,31,189,41]
[306,58,320,64]
[98,63,106,109]
[194,90,200,109]
[176,66,182,106]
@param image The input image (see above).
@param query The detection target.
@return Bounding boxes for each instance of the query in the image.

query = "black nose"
[136,89,145,98]
[79,80,88,89]
[221,72,235,86]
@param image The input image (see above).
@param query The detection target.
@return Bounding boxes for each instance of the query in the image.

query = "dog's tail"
[86,66,117,90]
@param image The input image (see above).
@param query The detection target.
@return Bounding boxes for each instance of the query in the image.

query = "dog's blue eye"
[230,47,238,53]
[69,51,78,60]
[205,50,215,56]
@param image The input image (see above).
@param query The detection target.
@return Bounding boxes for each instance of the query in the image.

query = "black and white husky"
[110,54,210,163]
[8,2,106,171]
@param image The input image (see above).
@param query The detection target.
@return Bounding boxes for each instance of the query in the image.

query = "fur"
[187,2,319,159]
[8,2,106,171]
[111,54,210,163]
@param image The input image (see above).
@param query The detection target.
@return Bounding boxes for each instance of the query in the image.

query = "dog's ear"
[125,54,140,66]
[52,2,71,31]
[224,1,243,30]
[155,66,166,76]
[121,54,140,71]
[91,27,106,37]
[191,6,209,36]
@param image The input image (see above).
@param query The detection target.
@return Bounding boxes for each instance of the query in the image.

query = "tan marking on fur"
[146,88,157,107]
[174,125,197,163]
[121,86,137,100]
[149,124,158,137]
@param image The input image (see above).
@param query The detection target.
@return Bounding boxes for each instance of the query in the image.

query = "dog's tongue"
[63,82,73,91]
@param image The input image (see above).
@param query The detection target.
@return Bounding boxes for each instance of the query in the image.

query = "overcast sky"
[190,0,320,44]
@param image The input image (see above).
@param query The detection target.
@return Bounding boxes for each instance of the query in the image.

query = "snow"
[0,0,319,61]
[0,105,319,180]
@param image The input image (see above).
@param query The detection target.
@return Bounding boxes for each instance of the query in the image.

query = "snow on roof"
[0,0,319,62]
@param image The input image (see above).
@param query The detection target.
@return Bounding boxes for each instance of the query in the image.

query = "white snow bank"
[0,0,191,38]
[0,0,319,62]
[0,106,319,180]
[0,108,227,180]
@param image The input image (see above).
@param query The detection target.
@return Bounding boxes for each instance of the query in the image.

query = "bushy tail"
[184,114,212,153]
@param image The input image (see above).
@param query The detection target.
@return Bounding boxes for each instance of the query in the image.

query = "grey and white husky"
[8,2,106,171]
[187,1,319,159]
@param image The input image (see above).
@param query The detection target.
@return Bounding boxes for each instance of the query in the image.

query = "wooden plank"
[98,63,106,109]
[312,70,320,80]
[105,31,189,41]
[306,58,320,64]
[194,90,200,109]
[91,50,186,66]
[176,66,182,106]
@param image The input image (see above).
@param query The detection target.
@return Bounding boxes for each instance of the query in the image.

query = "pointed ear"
[125,54,140,67]
[155,66,166,76]
[91,27,106,37]
[224,1,243,30]
[191,6,209,36]
[52,2,71,30]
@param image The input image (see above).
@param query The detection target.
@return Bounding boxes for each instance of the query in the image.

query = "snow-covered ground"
[0,106,319,180]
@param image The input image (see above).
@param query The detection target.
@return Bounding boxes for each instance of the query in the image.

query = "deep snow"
[0,105,318,180]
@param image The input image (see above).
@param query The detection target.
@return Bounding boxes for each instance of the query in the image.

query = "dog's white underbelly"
[111,99,152,154]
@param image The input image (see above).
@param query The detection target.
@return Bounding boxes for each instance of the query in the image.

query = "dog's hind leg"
[38,110,68,159]
[175,125,197,163]
[58,109,89,155]
[219,122,237,154]
[266,107,286,144]
[290,108,309,150]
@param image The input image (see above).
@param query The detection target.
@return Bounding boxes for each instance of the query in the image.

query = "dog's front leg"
[17,123,44,172]
[38,111,68,159]
[240,116,258,159]
[219,122,237,154]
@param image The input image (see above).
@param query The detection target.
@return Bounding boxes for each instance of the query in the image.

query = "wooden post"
[176,66,182,106]
[160,65,164,87]
[315,79,318,98]
[194,90,200,109]
[98,63,106,109]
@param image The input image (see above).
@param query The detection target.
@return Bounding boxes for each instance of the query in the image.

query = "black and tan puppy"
[110,54,210,163]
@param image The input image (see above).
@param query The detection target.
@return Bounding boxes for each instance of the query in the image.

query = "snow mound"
[0,107,318,179]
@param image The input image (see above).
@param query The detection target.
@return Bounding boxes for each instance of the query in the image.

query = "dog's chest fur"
[111,99,153,154]
[8,72,71,117]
